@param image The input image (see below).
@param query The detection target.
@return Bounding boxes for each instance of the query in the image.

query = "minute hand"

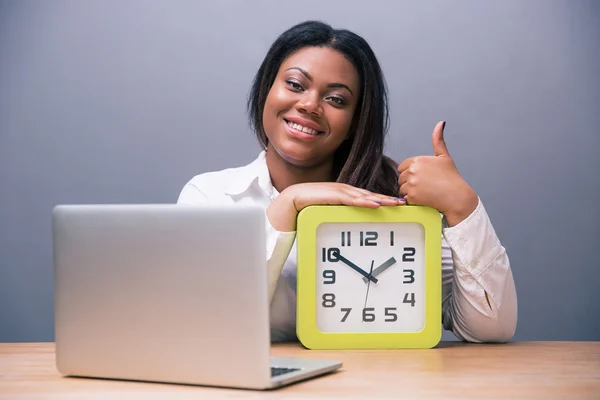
[362,257,397,283]
[335,253,378,283]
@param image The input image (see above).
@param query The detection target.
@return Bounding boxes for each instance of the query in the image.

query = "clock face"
[315,222,425,333]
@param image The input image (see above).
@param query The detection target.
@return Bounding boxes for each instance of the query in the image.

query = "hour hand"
[329,249,378,283]
[362,257,397,283]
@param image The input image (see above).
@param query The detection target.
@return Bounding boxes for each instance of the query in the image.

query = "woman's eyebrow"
[285,67,354,96]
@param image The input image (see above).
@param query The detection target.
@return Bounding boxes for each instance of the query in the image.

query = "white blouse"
[177,151,518,343]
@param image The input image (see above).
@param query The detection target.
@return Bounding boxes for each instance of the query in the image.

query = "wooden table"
[1,342,599,399]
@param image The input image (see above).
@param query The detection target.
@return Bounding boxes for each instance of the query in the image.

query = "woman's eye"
[286,80,303,91]
[328,96,346,106]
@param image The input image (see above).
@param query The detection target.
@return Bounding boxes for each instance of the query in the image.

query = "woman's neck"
[265,146,335,193]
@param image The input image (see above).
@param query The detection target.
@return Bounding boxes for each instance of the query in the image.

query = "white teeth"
[287,121,319,135]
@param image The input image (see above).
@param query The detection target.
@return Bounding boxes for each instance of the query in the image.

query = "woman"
[178,21,517,343]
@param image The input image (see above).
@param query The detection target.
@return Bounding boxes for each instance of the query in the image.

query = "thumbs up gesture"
[397,121,479,227]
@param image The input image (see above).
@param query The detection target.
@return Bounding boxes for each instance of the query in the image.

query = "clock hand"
[330,249,378,283]
[363,260,375,310]
[362,257,397,283]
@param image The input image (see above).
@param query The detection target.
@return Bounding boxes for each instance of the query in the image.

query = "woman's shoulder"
[177,152,266,204]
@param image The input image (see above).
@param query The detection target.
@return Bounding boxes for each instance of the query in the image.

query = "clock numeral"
[323,247,340,262]
[403,292,416,307]
[360,231,378,246]
[365,231,378,246]
[323,270,336,284]
[322,293,336,308]
[402,247,416,262]
[362,307,375,322]
[390,231,394,246]
[340,308,352,322]
[341,231,351,246]
[384,307,398,322]
[403,269,415,284]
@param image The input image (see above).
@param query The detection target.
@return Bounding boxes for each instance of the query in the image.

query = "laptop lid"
[53,204,274,388]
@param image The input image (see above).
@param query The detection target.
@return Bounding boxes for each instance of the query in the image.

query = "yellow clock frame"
[296,205,442,349]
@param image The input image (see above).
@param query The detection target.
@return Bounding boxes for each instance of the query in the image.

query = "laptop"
[52,204,341,390]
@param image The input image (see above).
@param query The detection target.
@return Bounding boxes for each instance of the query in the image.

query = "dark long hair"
[247,20,399,197]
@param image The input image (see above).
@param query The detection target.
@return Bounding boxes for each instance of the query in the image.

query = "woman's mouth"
[284,119,324,136]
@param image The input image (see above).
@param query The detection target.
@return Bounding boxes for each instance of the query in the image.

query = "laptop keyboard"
[271,367,301,377]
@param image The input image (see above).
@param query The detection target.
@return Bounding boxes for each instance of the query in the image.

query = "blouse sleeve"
[264,220,296,303]
[441,198,518,342]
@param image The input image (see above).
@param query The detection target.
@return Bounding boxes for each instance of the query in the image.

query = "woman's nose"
[296,92,322,117]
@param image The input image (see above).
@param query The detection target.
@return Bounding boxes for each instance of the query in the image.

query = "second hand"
[363,260,375,310]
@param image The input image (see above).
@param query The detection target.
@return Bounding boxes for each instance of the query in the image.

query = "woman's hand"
[267,183,405,232]
[397,121,478,227]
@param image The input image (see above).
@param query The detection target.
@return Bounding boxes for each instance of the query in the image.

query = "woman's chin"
[270,143,325,169]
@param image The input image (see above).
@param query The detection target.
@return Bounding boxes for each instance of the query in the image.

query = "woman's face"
[262,46,360,169]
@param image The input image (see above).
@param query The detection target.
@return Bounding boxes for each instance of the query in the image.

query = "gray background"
[1,0,598,342]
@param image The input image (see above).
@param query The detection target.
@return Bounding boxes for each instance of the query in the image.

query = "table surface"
[1,341,599,399]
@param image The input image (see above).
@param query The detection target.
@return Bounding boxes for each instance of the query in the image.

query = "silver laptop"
[53,204,341,390]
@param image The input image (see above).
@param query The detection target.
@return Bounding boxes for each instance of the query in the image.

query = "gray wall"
[1,0,598,342]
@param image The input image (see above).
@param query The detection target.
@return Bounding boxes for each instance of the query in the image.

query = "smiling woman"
[261,47,359,171]
[177,20,517,344]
